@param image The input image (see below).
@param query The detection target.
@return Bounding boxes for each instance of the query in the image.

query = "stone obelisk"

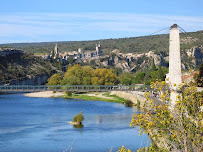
[169,24,182,108]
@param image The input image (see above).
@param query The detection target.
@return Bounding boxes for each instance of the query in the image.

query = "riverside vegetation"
[47,63,168,86]
[118,81,203,152]
[64,91,129,104]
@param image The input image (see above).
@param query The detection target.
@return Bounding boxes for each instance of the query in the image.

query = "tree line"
[1,31,202,56]
[47,63,169,85]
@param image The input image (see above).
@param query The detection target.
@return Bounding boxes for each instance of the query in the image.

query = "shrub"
[73,112,84,123]
[66,91,73,96]
[131,81,203,152]
[124,100,133,107]
[137,100,141,108]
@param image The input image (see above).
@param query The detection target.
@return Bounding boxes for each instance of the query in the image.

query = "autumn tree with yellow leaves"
[48,64,118,85]
[130,81,203,152]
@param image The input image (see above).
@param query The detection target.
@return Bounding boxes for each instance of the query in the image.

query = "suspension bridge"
[0,85,151,93]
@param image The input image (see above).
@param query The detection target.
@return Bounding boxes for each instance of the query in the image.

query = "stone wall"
[110,91,147,108]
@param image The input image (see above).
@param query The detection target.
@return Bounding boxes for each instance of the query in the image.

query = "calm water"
[0,94,151,152]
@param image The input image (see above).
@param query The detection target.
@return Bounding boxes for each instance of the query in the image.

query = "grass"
[64,92,127,103]
[34,53,47,56]
[102,92,128,103]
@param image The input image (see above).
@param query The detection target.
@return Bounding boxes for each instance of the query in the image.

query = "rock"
[186,47,203,66]
[102,61,109,67]
[153,54,165,67]
[114,56,119,65]
[68,121,81,125]
[115,61,131,72]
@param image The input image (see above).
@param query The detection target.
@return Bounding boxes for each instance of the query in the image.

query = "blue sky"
[0,0,203,44]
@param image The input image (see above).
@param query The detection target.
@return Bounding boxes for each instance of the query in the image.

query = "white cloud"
[0,12,203,43]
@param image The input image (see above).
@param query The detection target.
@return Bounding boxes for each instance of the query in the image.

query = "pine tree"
[158,64,164,81]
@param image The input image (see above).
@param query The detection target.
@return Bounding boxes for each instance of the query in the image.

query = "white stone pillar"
[169,24,182,108]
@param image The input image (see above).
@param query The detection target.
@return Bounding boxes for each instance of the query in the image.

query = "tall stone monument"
[54,43,58,59]
[169,24,182,108]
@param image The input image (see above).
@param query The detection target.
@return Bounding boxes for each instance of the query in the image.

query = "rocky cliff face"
[0,50,64,85]
[92,46,202,73]
[8,75,50,85]
[183,47,203,69]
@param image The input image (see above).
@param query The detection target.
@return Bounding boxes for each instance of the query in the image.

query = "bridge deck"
[0,85,151,92]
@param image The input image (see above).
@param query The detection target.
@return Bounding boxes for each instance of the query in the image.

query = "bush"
[137,100,140,108]
[73,112,84,123]
[124,100,133,107]
[131,81,203,152]
[66,91,73,96]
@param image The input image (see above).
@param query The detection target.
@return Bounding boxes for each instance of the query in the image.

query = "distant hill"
[0,30,203,55]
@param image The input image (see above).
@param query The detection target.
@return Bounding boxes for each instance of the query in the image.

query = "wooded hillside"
[0,31,202,55]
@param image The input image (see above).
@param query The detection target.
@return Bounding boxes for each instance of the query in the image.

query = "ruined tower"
[169,24,182,107]
[78,48,83,54]
[96,42,102,56]
[54,43,58,59]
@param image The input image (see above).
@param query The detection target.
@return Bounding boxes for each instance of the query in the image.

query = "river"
[0,94,151,152]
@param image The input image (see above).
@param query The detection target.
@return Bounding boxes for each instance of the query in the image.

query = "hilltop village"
[44,43,102,62]
[40,43,203,73]
[0,40,202,86]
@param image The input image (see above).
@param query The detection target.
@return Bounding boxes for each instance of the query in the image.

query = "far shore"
[24,91,128,103]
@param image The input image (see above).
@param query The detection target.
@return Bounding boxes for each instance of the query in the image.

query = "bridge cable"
[178,25,203,47]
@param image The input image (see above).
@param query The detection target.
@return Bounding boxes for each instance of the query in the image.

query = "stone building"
[46,43,102,61]
[77,43,102,59]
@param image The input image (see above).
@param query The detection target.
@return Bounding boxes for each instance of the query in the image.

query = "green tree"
[157,64,165,81]
[151,59,157,71]
[104,69,117,85]
[119,72,134,85]
[68,57,74,64]
[134,72,145,84]
[47,73,63,85]
[73,112,84,123]
[197,64,203,87]
[91,77,100,85]
[114,68,123,76]
[90,60,96,66]
[66,75,80,85]
[64,64,83,84]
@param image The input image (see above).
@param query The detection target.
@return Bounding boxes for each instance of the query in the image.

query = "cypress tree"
[197,64,203,87]
[151,59,157,71]
[158,64,164,81]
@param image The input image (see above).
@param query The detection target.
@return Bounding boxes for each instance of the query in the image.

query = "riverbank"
[24,91,128,103]
[65,92,128,103]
